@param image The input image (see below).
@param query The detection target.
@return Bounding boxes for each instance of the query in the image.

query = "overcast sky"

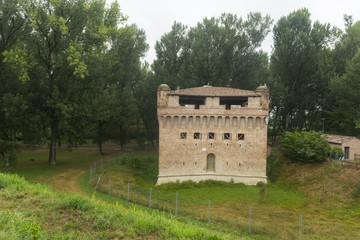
[109,0,360,63]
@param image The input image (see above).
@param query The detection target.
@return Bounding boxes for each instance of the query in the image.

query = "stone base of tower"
[156,174,267,185]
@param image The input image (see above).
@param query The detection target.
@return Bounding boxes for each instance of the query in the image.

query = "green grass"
[2,143,360,239]
[90,153,360,240]
[0,172,248,239]
[1,146,102,182]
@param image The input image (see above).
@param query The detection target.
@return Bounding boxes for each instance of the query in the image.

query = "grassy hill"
[0,172,246,239]
[89,152,360,240]
[1,144,360,239]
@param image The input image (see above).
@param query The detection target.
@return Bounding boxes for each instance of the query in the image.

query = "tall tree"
[269,8,336,132]
[0,0,32,166]
[24,0,125,164]
[326,49,360,137]
[153,13,272,90]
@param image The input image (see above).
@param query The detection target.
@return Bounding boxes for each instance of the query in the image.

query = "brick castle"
[157,84,269,185]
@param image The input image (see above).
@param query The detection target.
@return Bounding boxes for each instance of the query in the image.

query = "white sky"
[108,0,360,63]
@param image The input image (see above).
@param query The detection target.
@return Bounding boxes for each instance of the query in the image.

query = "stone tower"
[157,84,269,185]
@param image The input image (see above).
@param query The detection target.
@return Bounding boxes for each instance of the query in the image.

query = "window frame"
[194,132,201,140]
[208,132,215,140]
[223,133,231,140]
[180,132,187,139]
[237,133,245,140]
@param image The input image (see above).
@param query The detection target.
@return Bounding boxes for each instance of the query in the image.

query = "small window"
[208,132,215,139]
[223,133,231,140]
[195,104,200,109]
[194,132,201,139]
[225,104,231,110]
[180,132,187,139]
[237,133,245,140]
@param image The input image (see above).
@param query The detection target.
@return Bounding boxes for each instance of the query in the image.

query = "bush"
[118,154,158,184]
[330,147,344,158]
[266,153,285,182]
[281,131,330,163]
[352,182,360,199]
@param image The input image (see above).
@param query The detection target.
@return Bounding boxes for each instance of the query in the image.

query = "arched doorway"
[206,153,215,172]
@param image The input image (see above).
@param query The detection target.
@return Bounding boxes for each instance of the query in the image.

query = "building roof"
[169,86,258,97]
[323,134,360,144]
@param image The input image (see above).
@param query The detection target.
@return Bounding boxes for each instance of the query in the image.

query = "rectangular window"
[223,133,231,140]
[194,132,201,139]
[180,132,187,139]
[237,133,245,140]
[208,132,215,139]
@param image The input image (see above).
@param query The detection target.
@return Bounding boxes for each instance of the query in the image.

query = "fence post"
[109,177,111,195]
[249,206,252,233]
[175,192,178,215]
[127,182,130,201]
[94,175,102,190]
[299,215,302,240]
[208,200,211,223]
[94,162,96,174]
[149,187,152,208]
[89,165,92,184]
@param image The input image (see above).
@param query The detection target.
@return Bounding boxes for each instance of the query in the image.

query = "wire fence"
[88,156,357,239]
[329,150,360,168]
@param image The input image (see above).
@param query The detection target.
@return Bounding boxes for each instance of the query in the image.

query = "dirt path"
[47,143,156,195]
[49,167,88,194]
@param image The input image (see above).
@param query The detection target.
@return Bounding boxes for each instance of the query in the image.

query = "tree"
[281,131,330,163]
[270,8,336,133]
[327,50,360,137]
[0,0,33,166]
[24,0,125,164]
[323,18,360,136]
[153,13,272,90]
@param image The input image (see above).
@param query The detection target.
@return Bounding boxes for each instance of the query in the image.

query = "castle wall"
[157,86,269,185]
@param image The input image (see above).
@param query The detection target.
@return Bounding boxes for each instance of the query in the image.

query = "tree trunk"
[4,156,10,167]
[99,141,104,155]
[285,112,290,130]
[1,151,10,167]
[48,122,57,165]
[98,121,104,155]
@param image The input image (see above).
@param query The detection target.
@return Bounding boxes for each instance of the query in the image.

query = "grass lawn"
[91,153,360,240]
[1,143,360,239]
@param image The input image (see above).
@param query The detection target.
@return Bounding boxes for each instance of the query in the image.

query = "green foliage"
[353,182,360,199]
[153,13,272,90]
[156,179,246,191]
[326,49,360,137]
[281,131,330,163]
[269,8,337,132]
[60,194,93,211]
[266,153,285,182]
[331,147,344,158]
[118,154,158,184]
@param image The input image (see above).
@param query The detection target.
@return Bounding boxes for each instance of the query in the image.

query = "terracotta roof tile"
[323,134,359,144]
[169,86,258,97]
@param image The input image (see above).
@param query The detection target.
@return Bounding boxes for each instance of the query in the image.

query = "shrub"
[281,131,330,163]
[330,147,344,159]
[352,182,360,199]
[266,153,285,182]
